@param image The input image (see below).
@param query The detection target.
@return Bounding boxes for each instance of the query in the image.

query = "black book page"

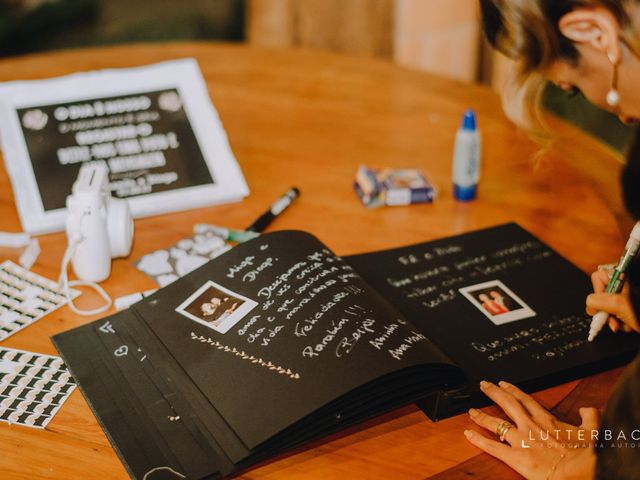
[52,310,231,480]
[133,231,458,450]
[346,223,638,386]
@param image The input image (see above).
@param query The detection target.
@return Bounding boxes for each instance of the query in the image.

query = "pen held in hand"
[588,221,640,341]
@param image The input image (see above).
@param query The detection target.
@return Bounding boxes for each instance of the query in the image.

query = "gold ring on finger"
[496,420,513,442]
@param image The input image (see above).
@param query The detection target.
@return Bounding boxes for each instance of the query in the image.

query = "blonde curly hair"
[480,0,640,137]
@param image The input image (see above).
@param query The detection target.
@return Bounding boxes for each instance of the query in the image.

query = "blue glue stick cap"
[454,184,477,201]
[461,109,477,131]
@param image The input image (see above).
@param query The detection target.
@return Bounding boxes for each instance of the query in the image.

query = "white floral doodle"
[190,332,301,380]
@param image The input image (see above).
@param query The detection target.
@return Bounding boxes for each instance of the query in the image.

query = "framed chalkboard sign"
[0,59,249,234]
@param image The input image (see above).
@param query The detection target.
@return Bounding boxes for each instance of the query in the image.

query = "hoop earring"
[606,51,620,108]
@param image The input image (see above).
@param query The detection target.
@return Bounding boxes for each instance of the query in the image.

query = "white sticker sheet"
[0,261,79,342]
[0,346,76,428]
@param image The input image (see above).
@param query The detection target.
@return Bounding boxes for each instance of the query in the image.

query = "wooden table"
[0,42,631,480]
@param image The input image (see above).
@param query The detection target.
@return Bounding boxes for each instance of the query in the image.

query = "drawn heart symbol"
[114,345,128,357]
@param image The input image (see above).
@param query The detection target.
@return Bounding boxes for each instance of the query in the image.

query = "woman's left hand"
[464,380,597,480]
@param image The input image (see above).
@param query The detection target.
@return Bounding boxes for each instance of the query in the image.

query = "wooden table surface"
[0,42,631,480]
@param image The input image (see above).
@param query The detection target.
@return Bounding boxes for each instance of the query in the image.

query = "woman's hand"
[587,269,639,334]
[464,381,596,480]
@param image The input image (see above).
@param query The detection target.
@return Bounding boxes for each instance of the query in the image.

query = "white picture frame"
[0,58,249,234]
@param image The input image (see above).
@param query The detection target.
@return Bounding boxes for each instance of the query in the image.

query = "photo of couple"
[176,280,258,334]
[460,280,536,325]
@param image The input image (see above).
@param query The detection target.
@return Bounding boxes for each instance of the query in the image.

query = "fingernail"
[464,429,473,438]
[469,408,479,417]
[498,380,508,387]
[479,380,489,389]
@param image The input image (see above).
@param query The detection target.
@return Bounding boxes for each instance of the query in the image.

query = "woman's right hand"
[586,269,639,333]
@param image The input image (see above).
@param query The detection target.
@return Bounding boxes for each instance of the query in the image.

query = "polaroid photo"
[175,280,257,334]
[459,280,536,325]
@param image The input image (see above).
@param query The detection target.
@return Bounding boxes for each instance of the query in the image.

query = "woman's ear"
[559,7,621,62]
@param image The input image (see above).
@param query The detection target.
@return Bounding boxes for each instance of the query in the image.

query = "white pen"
[114,289,158,311]
[588,221,640,341]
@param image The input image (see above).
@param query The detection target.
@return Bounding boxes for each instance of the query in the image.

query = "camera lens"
[107,197,134,258]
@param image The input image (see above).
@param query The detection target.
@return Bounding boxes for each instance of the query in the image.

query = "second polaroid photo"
[459,280,536,325]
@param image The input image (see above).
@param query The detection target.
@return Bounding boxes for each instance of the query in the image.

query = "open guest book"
[53,223,638,479]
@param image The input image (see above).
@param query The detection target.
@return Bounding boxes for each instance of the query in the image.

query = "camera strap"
[58,240,113,316]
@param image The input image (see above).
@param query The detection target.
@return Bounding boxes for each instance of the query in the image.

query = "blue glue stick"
[452,109,481,201]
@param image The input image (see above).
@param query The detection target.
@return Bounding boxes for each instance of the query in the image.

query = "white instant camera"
[65,161,134,282]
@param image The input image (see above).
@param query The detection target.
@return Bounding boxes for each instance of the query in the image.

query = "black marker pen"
[246,187,300,233]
